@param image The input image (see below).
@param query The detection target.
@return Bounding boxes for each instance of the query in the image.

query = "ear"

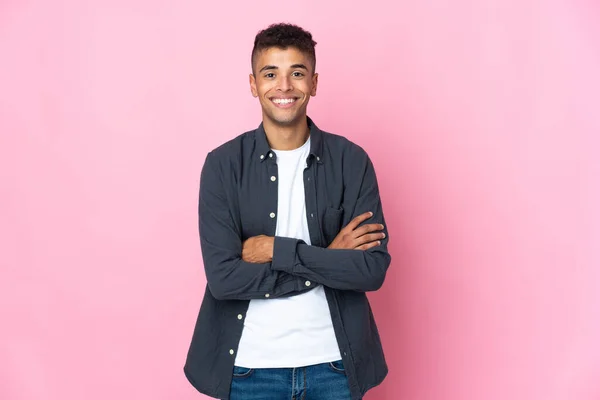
[310,73,318,97]
[249,73,258,97]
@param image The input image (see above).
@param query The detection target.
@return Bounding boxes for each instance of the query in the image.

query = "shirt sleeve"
[270,147,391,292]
[199,151,313,301]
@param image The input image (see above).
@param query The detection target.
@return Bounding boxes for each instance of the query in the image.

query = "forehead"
[254,46,311,69]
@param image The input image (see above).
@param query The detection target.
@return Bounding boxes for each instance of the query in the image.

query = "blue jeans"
[227,360,357,400]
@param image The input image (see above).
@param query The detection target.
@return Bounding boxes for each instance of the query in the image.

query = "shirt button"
[237,314,243,320]
[269,212,276,218]
[305,281,311,287]
[317,156,320,161]
[310,213,314,218]
[229,349,235,355]
[260,154,265,160]
[265,293,270,298]
[307,177,311,181]
[269,153,273,158]
[270,176,276,182]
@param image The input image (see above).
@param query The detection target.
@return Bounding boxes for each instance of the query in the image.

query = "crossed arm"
[242,212,385,262]
[199,150,391,301]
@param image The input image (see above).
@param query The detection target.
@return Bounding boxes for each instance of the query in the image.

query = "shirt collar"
[255,116,324,164]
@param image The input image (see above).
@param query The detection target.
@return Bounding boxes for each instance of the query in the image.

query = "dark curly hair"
[251,23,317,75]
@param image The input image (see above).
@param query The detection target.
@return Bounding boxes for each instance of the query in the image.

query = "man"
[184,23,391,400]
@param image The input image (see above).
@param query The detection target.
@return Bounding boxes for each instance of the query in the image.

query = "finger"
[352,223,385,238]
[346,211,374,231]
[355,240,381,251]
[354,232,385,247]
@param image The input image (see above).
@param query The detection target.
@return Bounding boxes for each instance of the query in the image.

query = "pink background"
[1,1,599,399]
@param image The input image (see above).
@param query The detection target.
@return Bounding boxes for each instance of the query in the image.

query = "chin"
[266,112,301,126]
[274,117,297,126]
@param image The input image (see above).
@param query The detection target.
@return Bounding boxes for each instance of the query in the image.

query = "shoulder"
[320,128,370,163]
[207,130,253,158]
[203,129,257,169]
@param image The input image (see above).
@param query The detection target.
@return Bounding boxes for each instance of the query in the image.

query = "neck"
[262,114,310,151]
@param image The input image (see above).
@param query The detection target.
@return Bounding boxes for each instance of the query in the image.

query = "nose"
[276,75,293,92]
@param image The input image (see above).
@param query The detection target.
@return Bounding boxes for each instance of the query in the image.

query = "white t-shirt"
[234,136,341,368]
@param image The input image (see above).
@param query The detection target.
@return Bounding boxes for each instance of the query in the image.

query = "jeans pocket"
[328,359,346,374]
[232,366,254,378]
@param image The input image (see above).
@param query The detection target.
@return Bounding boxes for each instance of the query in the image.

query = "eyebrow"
[259,65,277,73]
[290,64,308,70]
[258,63,309,73]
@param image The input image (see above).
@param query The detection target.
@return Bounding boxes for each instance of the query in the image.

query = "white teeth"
[273,98,296,104]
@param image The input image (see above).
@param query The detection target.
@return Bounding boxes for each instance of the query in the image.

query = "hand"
[327,212,385,250]
[242,235,275,263]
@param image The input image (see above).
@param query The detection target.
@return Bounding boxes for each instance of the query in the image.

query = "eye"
[292,71,304,77]
[264,73,275,78]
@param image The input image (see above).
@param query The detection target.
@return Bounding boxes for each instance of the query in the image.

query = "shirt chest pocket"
[322,206,344,246]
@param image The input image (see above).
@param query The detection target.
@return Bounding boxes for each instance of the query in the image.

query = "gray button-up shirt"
[184,117,391,400]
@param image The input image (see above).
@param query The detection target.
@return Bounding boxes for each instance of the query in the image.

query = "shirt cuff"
[271,236,299,274]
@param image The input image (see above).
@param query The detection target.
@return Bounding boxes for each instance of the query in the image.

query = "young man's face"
[250,46,318,127]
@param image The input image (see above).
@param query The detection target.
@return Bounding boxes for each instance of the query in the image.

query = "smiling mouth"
[270,98,298,108]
